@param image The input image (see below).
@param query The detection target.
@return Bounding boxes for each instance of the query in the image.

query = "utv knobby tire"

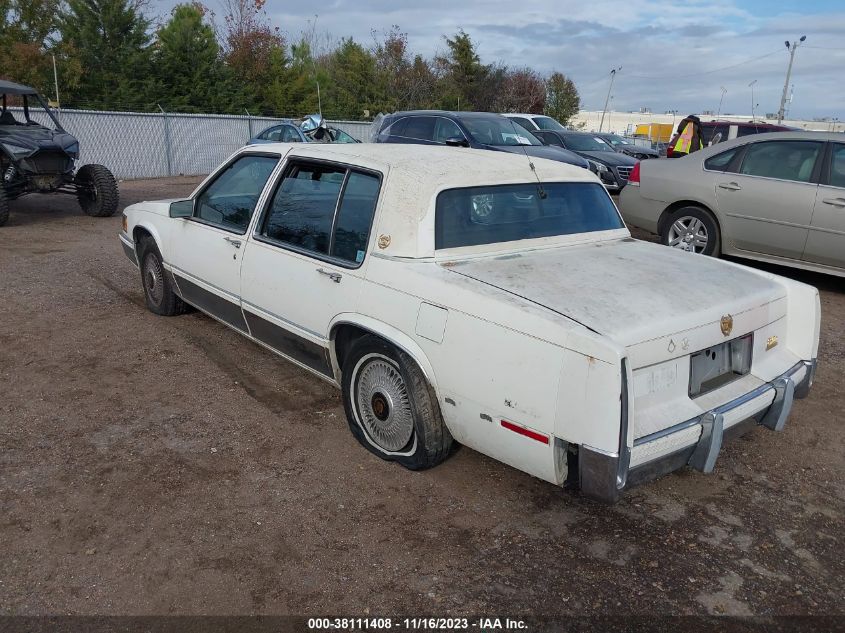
[342,335,453,470]
[0,188,8,227]
[138,238,187,317]
[76,164,119,217]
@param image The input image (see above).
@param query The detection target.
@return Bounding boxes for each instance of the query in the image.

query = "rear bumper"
[617,185,662,234]
[579,359,816,503]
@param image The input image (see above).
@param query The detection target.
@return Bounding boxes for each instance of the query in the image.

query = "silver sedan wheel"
[667,216,709,253]
[353,353,414,452]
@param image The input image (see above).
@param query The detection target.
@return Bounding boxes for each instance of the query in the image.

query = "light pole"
[717,86,727,117]
[778,36,806,124]
[748,79,757,119]
[598,67,621,133]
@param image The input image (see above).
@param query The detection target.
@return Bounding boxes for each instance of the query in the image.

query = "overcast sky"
[153,0,845,119]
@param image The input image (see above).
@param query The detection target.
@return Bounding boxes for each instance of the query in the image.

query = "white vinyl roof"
[261,143,599,259]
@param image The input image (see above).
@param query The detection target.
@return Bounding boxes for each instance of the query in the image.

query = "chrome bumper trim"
[580,359,815,503]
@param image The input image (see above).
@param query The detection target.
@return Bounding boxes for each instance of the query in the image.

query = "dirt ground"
[0,177,843,618]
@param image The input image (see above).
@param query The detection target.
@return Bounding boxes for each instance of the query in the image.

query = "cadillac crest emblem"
[720,314,733,337]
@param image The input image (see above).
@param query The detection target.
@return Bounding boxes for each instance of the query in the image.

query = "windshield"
[461,117,542,146]
[563,134,613,152]
[0,93,62,131]
[533,116,566,131]
[435,182,624,249]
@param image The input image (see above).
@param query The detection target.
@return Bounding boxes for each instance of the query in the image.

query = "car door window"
[260,162,381,266]
[195,155,278,233]
[535,131,563,147]
[402,116,435,141]
[739,141,823,183]
[828,144,845,188]
[330,172,380,263]
[261,163,345,254]
[433,118,464,143]
[281,126,302,142]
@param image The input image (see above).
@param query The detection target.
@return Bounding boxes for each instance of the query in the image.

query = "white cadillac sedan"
[119,144,819,503]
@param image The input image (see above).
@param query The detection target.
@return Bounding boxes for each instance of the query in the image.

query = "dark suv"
[0,80,118,226]
[666,120,793,157]
[373,110,590,170]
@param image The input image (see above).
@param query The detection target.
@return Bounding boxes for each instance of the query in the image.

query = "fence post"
[245,109,253,140]
[158,104,173,177]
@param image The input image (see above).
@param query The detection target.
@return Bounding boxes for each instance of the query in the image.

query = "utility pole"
[598,67,621,133]
[51,54,60,110]
[778,36,806,124]
[748,79,757,120]
[717,86,727,117]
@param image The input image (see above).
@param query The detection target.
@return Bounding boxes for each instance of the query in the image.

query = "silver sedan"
[619,131,845,277]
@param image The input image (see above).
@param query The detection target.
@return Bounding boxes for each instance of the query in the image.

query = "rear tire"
[138,239,186,316]
[661,206,721,256]
[76,164,119,217]
[0,188,8,227]
[342,335,453,470]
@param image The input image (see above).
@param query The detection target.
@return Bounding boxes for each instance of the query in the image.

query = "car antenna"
[505,117,547,199]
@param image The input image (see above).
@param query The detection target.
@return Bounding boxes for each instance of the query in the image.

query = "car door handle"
[822,197,845,208]
[718,182,742,191]
[316,268,342,283]
[223,237,242,248]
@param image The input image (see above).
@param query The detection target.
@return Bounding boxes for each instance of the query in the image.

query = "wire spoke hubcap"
[667,216,709,253]
[355,355,413,452]
[143,256,164,305]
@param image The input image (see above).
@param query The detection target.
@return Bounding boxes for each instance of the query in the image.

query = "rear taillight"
[628,161,641,186]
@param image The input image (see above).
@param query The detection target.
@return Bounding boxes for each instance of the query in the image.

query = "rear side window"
[403,116,435,141]
[830,144,845,188]
[704,147,740,171]
[435,182,623,249]
[261,163,344,254]
[195,154,278,232]
[332,172,380,263]
[260,162,381,265]
[259,126,280,141]
[383,117,407,137]
[739,141,823,183]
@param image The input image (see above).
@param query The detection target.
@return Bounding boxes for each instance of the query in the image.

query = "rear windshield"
[435,182,624,249]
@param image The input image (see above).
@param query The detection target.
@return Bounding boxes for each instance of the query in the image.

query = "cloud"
[153,0,844,118]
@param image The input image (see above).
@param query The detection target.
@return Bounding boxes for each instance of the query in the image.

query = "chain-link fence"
[9,107,373,180]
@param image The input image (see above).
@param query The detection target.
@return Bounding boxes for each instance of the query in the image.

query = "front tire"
[138,239,186,316]
[342,336,453,470]
[75,164,119,217]
[661,206,721,256]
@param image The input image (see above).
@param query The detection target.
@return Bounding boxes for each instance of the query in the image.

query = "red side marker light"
[501,419,549,445]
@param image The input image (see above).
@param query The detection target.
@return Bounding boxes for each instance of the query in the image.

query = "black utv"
[0,80,119,226]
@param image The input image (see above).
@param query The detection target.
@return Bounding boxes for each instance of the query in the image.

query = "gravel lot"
[0,177,843,617]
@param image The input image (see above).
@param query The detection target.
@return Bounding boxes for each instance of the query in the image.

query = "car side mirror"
[169,199,193,218]
[445,136,469,148]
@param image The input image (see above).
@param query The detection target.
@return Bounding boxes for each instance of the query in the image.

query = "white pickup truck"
[119,143,819,503]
